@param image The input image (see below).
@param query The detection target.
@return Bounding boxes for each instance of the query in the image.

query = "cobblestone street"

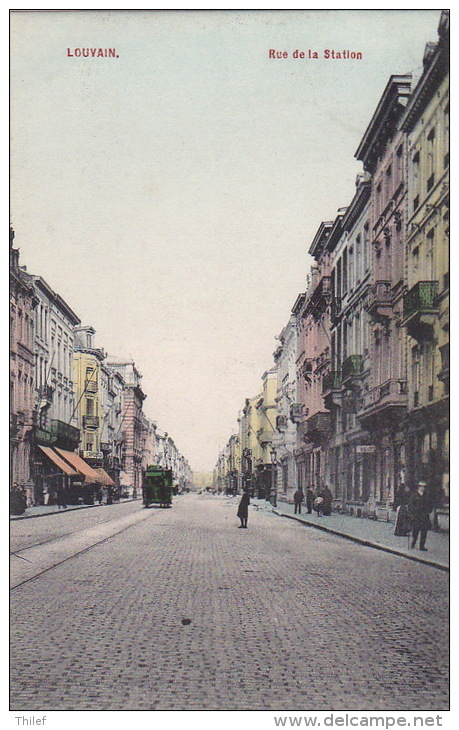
[10,493,449,711]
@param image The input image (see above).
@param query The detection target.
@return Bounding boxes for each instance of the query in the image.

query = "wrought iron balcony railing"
[365,280,393,320]
[37,384,54,401]
[50,419,80,443]
[342,355,364,381]
[82,415,100,430]
[403,281,439,320]
[307,411,331,436]
[330,297,342,322]
[322,370,342,394]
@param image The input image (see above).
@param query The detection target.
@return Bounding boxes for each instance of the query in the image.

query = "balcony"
[322,370,341,395]
[305,412,331,444]
[10,412,18,434]
[306,276,332,320]
[342,355,364,382]
[257,430,273,445]
[359,379,407,429]
[83,415,100,430]
[37,384,54,403]
[84,379,98,393]
[322,371,342,410]
[402,281,439,340]
[50,419,80,446]
[276,415,288,431]
[330,297,342,323]
[35,427,52,444]
[365,280,392,321]
[289,404,304,422]
[438,343,449,392]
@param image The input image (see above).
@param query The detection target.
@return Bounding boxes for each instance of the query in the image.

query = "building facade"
[272,313,299,503]
[106,358,147,496]
[353,74,412,511]
[10,229,38,505]
[325,180,373,512]
[400,11,449,513]
[74,326,106,472]
[294,220,336,494]
[27,274,81,504]
[100,363,126,489]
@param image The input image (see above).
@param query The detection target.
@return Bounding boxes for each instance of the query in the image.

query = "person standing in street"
[237,491,250,528]
[394,483,411,536]
[293,487,304,514]
[408,481,432,551]
[306,487,314,514]
[314,494,324,517]
[57,482,67,510]
[321,485,333,516]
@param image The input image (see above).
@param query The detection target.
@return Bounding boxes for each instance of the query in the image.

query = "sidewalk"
[10,499,138,521]
[253,498,449,571]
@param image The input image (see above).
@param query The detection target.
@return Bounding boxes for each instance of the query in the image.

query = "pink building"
[105,358,147,497]
[10,229,38,505]
[294,220,336,491]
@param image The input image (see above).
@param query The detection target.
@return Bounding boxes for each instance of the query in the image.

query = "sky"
[10,9,442,473]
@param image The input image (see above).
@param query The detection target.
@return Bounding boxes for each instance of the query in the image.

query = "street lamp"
[270,447,277,507]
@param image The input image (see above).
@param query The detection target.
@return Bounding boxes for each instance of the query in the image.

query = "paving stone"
[10,494,448,711]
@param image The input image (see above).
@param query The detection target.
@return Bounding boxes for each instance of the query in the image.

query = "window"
[427,174,435,192]
[413,195,419,211]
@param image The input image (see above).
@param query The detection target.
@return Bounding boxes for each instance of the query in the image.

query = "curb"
[272,509,449,573]
[10,498,140,521]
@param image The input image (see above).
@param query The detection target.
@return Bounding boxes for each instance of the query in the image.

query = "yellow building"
[73,326,105,467]
[246,368,278,499]
[401,10,449,516]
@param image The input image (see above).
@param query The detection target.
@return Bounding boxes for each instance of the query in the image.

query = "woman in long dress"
[237,491,250,528]
[394,484,411,536]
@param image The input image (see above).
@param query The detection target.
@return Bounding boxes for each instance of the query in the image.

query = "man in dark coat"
[408,481,432,551]
[306,487,314,514]
[293,487,304,514]
[321,485,333,516]
[237,491,250,528]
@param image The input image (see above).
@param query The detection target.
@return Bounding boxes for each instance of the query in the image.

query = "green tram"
[143,466,173,508]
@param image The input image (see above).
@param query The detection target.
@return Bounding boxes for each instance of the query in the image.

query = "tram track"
[10,508,155,590]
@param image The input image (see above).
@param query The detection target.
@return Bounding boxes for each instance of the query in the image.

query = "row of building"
[10,231,193,507]
[214,11,449,525]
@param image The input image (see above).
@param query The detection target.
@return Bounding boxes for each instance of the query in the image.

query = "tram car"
[143,466,173,508]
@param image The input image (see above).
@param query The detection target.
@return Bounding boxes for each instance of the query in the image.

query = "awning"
[38,445,79,476]
[93,468,115,487]
[55,448,102,483]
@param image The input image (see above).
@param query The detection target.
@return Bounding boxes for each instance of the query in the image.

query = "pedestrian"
[237,491,250,528]
[321,485,333,516]
[293,487,304,514]
[394,484,411,536]
[314,495,324,517]
[306,487,314,514]
[408,481,432,551]
[57,483,67,510]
